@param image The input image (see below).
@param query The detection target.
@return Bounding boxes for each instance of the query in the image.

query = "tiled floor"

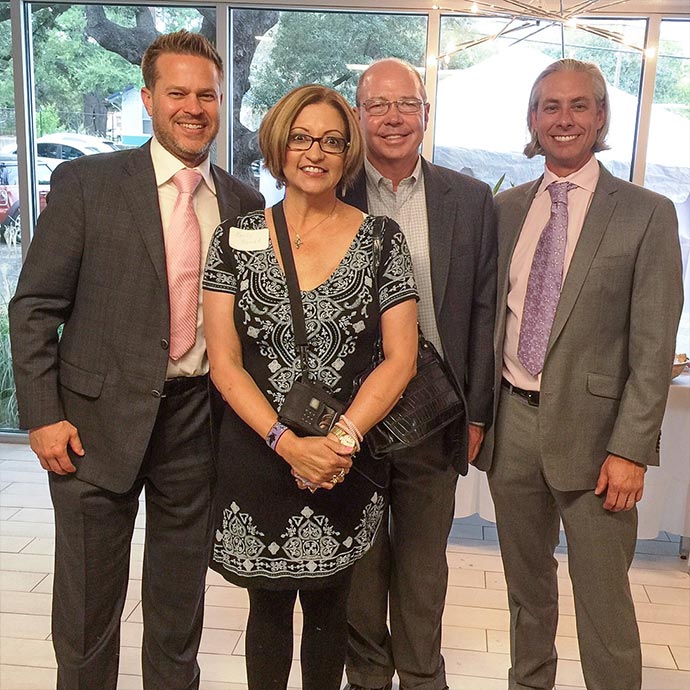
[1,441,689,690]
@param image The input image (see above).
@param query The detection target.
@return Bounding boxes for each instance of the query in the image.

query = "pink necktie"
[166,168,202,361]
[518,181,577,375]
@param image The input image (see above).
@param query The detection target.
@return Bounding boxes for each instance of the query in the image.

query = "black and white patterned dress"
[202,209,417,589]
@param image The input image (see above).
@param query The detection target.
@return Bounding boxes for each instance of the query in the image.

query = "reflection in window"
[645,19,690,351]
[433,16,645,190]
[231,9,427,199]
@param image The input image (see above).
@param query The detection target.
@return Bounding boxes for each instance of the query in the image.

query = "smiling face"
[282,102,346,198]
[357,60,429,182]
[141,52,222,167]
[530,71,605,177]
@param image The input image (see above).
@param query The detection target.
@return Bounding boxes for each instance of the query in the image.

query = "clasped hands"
[281,431,354,493]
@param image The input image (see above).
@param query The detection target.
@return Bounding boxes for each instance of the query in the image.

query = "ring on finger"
[330,468,346,485]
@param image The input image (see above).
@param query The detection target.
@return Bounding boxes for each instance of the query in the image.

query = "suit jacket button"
[160,338,169,350]
[151,389,162,398]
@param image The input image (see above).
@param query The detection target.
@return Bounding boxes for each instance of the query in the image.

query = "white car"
[32,133,119,160]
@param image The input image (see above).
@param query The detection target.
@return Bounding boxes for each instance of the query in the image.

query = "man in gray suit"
[475,59,683,690]
[343,58,497,690]
[9,31,262,690]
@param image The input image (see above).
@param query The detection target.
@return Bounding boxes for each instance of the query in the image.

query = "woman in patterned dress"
[202,85,418,690]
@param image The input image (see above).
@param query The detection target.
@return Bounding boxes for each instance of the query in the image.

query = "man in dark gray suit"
[343,58,497,690]
[9,31,262,690]
[475,59,683,690]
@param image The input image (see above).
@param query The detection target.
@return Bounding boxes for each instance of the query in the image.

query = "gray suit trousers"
[487,389,640,690]
[346,432,457,690]
[48,379,214,690]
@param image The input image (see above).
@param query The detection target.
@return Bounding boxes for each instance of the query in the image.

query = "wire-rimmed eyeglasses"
[286,133,349,154]
[358,98,426,116]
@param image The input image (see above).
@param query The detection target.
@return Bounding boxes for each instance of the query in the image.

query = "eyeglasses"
[286,133,349,155]
[359,98,426,116]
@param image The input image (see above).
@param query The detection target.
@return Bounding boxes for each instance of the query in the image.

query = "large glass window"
[230,9,428,202]
[644,19,690,352]
[433,15,646,190]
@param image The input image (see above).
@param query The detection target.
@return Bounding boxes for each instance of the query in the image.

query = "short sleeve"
[203,223,237,294]
[374,216,418,313]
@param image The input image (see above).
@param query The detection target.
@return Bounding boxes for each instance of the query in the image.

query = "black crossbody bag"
[353,219,464,457]
[272,201,345,436]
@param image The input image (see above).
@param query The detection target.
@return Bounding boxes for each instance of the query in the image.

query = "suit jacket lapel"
[423,160,456,319]
[212,164,242,225]
[496,178,541,347]
[547,163,617,354]
[120,142,167,286]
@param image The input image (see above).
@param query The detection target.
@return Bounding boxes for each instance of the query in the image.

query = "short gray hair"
[524,58,610,158]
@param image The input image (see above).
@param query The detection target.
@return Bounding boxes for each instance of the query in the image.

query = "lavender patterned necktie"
[518,181,577,376]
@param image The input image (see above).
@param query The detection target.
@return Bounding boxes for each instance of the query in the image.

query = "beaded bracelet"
[266,421,289,451]
[338,414,363,443]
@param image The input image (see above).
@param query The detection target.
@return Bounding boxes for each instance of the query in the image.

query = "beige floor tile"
[447,674,506,689]
[445,585,508,609]
[442,604,510,630]
[629,567,690,589]
[199,627,242,655]
[0,553,53,574]
[442,647,509,678]
[0,570,46,593]
[0,590,52,615]
[441,624,487,651]
[30,574,52,594]
[447,551,504,573]
[18,538,54,556]
[642,643,680,669]
[645,584,690,606]
[0,535,33,552]
[0,493,53,510]
[0,521,54,539]
[0,612,51,640]
[554,658,586,687]
[0,664,57,689]
[6,508,54,524]
[0,507,20,520]
[639,620,690,647]
[641,666,690,689]
[120,620,143,648]
[446,567,487,589]
[0,637,56,667]
[634,600,690,625]
[198,605,248,632]
[1,483,50,497]
[204,585,250,608]
[198,651,247,683]
[670,646,690,671]
[0,470,46,484]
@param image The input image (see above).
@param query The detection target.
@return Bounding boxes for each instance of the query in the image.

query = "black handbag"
[272,201,345,437]
[355,221,464,458]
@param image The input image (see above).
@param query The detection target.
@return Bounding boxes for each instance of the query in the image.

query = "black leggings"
[246,582,351,690]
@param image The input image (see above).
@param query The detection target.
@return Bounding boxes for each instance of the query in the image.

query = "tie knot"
[547,181,576,205]
[173,168,202,195]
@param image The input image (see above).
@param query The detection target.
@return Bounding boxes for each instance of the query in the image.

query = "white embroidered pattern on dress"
[212,492,386,579]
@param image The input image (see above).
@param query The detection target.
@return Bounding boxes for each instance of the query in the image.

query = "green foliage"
[0,303,18,430]
[246,12,427,114]
[36,103,61,136]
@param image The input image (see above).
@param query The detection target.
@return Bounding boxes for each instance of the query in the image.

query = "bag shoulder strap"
[272,201,310,375]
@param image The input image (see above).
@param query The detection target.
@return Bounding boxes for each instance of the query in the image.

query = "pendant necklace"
[288,200,338,249]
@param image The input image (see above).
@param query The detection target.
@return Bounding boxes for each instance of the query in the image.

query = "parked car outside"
[0,154,56,244]
[34,133,119,160]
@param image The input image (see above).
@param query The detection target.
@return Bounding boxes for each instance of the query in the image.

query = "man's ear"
[141,87,153,117]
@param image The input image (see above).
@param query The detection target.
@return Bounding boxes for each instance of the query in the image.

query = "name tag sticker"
[228,226,269,251]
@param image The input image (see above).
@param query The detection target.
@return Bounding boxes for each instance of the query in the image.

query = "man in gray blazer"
[9,31,262,690]
[475,59,683,690]
[343,58,497,690]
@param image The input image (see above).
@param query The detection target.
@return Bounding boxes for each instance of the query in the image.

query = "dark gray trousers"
[487,389,640,690]
[49,380,214,690]
[346,432,458,690]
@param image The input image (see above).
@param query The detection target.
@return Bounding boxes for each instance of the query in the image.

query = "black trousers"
[246,580,352,690]
[49,379,214,690]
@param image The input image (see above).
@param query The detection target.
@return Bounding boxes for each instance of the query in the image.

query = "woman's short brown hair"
[259,85,364,192]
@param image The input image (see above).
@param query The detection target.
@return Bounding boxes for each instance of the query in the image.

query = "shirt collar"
[364,156,423,190]
[149,136,216,195]
[537,155,600,197]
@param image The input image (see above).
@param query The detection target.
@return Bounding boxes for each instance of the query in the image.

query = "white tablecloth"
[454,373,690,540]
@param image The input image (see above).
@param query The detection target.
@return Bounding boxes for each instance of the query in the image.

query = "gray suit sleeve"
[9,161,85,429]
[606,196,683,464]
[465,184,498,426]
